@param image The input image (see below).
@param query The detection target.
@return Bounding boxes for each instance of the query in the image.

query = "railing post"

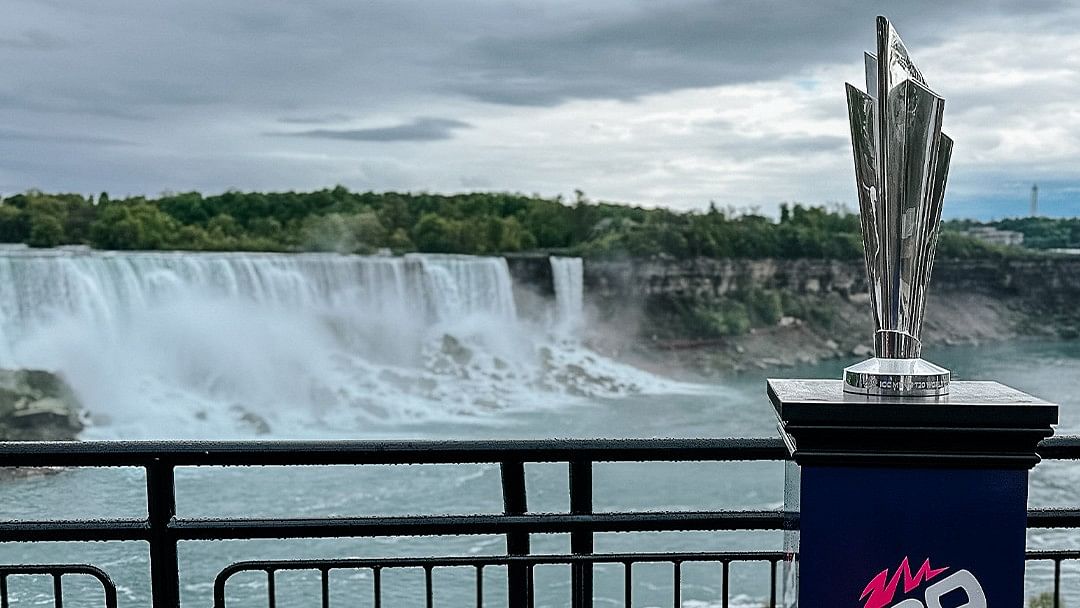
[147,460,180,608]
[500,460,529,608]
[569,459,593,608]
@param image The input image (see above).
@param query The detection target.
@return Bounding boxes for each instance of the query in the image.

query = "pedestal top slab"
[768,379,1057,428]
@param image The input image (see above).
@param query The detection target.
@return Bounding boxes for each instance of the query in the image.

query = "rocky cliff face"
[0,369,83,440]
[506,254,1080,373]
[580,257,1080,302]
[582,258,867,300]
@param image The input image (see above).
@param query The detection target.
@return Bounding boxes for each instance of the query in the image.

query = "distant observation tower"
[1030,184,1039,216]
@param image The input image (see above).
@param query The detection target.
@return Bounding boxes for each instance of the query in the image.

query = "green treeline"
[0,187,1023,258]
[947,216,1080,250]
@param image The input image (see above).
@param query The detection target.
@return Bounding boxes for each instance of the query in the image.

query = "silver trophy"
[842,16,953,397]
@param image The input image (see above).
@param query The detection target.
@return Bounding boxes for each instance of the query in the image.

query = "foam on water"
[0,247,699,438]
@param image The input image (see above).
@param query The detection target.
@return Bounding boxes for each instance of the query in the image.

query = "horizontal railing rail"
[0,437,790,466]
[0,436,1077,607]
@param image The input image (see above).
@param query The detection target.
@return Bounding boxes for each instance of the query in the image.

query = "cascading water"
[0,246,686,438]
[550,256,584,334]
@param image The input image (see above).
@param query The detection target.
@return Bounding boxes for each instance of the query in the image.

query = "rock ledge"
[0,370,82,441]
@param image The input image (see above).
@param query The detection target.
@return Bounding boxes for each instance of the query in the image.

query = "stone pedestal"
[768,379,1057,607]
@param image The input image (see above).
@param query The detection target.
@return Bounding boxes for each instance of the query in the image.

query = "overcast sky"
[2,0,1078,218]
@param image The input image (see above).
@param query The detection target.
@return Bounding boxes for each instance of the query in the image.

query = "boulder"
[851,344,874,358]
[0,370,83,441]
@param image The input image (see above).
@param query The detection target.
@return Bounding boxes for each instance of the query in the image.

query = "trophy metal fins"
[843,16,952,397]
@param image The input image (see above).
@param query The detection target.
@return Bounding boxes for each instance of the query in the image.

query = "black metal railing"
[213,552,788,608]
[0,565,117,608]
[0,437,1077,607]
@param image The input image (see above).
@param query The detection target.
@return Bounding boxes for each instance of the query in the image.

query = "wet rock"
[441,335,473,366]
[851,344,874,358]
[847,291,872,304]
[0,370,82,441]
[229,406,271,435]
[0,467,63,481]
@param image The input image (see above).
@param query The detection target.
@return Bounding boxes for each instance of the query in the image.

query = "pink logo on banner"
[859,557,948,608]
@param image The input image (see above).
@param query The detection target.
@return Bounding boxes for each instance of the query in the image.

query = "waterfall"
[0,246,679,438]
[0,249,515,352]
[550,257,584,333]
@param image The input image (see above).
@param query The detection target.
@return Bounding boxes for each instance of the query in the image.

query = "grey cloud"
[460,175,493,189]
[2,0,1065,121]
[0,29,67,50]
[0,129,133,146]
[447,1,1066,106]
[279,114,354,125]
[698,119,847,158]
[722,133,849,158]
[0,91,150,120]
[272,117,471,142]
[0,0,1077,215]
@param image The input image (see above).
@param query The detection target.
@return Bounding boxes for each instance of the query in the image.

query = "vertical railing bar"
[1,574,8,608]
[501,460,529,608]
[570,459,594,608]
[769,559,777,608]
[526,564,535,608]
[673,561,681,608]
[475,565,484,608]
[147,460,180,608]
[624,562,632,608]
[373,567,381,608]
[52,573,62,608]
[721,561,729,608]
[425,566,434,608]
[321,568,330,608]
[1054,558,1061,608]
[103,577,118,608]
[267,569,276,608]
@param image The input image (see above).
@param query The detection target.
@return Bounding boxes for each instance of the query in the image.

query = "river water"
[0,248,1074,606]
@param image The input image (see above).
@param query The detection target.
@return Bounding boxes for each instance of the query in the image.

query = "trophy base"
[842,357,950,397]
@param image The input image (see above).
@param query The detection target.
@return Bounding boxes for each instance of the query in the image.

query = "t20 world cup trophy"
[769,17,1057,608]
[842,17,953,397]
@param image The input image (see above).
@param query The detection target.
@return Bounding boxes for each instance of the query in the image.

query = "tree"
[351,211,388,252]
[28,214,64,247]
[301,214,355,252]
[158,192,208,225]
[89,203,180,250]
[207,214,241,239]
[0,206,29,243]
[412,213,463,253]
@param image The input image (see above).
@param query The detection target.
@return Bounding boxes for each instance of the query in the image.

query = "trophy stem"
[873,329,921,358]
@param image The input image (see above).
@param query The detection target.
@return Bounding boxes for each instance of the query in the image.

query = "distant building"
[964,226,1024,247]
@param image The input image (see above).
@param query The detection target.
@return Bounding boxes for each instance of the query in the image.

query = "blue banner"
[789,466,1028,607]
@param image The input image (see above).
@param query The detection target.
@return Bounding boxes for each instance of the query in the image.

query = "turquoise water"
[0,340,1077,606]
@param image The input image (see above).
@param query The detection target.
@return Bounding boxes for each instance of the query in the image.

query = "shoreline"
[585,290,1064,380]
